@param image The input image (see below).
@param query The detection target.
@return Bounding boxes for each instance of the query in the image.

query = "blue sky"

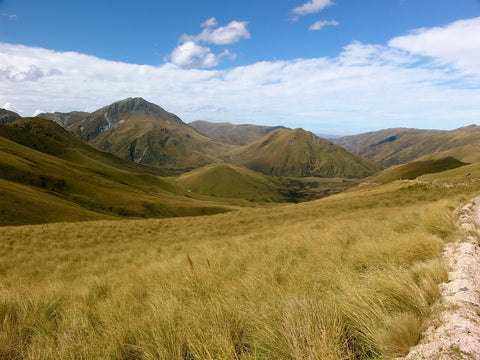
[1,0,480,134]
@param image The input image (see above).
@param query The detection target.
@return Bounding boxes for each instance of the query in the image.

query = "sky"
[1,0,480,135]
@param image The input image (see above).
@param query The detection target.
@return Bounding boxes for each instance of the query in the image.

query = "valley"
[1,98,479,359]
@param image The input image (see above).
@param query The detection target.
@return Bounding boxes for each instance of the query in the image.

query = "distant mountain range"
[36,97,381,178]
[2,97,478,225]
[190,120,286,146]
[332,125,480,166]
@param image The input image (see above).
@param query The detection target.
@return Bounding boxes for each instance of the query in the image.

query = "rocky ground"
[399,197,480,359]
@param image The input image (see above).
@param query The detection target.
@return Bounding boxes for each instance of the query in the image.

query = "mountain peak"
[0,108,21,125]
[106,97,167,115]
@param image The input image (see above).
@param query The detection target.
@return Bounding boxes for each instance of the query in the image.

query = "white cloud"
[196,20,250,45]
[388,17,480,77]
[169,18,250,68]
[309,20,339,31]
[292,0,335,16]
[2,102,14,111]
[1,17,480,134]
[169,41,221,68]
[201,17,218,28]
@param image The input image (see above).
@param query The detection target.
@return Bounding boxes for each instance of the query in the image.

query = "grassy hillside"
[177,163,290,202]
[0,165,476,359]
[333,125,480,166]
[0,120,232,225]
[190,120,286,146]
[367,156,469,184]
[418,144,480,164]
[179,163,360,203]
[227,128,382,178]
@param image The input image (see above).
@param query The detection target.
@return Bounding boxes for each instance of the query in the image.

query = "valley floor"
[400,197,480,359]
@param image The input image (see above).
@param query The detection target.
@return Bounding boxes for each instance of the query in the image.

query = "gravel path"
[399,197,480,359]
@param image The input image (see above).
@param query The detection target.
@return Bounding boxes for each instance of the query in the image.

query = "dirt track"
[399,197,480,359]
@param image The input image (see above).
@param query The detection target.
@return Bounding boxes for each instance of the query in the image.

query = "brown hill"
[367,156,469,184]
[190,120,286,146]
[333,125,480,166]
[226,128,381,178]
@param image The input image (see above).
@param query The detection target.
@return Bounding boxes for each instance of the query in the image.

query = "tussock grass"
[0,179,475,359]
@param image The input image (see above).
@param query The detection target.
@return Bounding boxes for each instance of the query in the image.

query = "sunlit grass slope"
[0,120,231,225]
[177,163,290,202]
[1,170,478,359]
[368,156,469,184]
[177,163,360,203]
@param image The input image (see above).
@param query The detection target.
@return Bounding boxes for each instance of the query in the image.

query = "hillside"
[190,120,286,146]
[367,156,469,184]
[0,118,231,225]
[1,161,478,359]
[64,98,231,170]
[333,125,480,166]
[177,163,290,202]
[227,128,382,178]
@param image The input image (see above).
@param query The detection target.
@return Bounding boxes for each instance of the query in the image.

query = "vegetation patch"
[1,175,476,359]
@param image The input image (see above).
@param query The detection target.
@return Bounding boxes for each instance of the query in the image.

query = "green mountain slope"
[190,120,286,146]
[0,119,231,225]
[333,125,480,166]
[227,128,381,178]
[65,97,230,171]
[177,163,291,202]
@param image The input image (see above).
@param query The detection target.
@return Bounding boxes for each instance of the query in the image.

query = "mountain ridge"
[332,125,480,166]
[226,127,382,178]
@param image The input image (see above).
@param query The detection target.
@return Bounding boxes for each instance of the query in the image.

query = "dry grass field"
[1,164,479,359]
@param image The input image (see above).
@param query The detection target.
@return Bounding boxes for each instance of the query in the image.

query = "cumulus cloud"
[388,17,480,77]
[169,18,250,68]
[0,64,62,82]
[201,17,218,28]
[309,20,339,31]
[195,19,250,45]
[1,17,480,134]
[169,41,221,68]
[292,0,335,17]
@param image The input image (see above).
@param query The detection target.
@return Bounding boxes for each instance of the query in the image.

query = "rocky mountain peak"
[0,109,21,125]
[105,97,169,117]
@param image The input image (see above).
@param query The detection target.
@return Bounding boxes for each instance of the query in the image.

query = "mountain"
[0,108,21,124]
[0,118,231,225]
[190,120,286,146]
[37,111,89,128]
[332,125,480,166]
[64,98,230,171]
[226,128,381,178]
